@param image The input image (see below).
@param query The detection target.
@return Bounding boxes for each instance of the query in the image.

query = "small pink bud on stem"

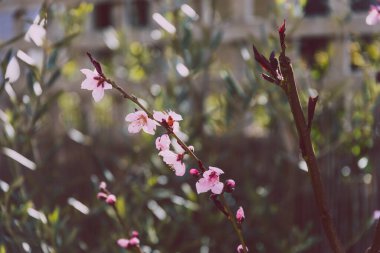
[224,179,236,193]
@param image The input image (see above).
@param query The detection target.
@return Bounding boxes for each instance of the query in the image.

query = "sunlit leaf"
[2,147,36,170]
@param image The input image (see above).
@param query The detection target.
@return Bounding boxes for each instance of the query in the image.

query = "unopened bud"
[224,179,236,193]
[189,168,200,178]
[131,230,139,238]
[236,206,245,224]
[99,181,107,191]
[237,244,249,253]
[106,194,116,205]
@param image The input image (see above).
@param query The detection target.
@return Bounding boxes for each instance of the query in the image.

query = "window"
[126,0,150,27]
[93,2,113,30]
[303,0,329,16]
[351,0,372,12]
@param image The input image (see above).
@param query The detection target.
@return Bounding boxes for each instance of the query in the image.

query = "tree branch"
[278,52,345,253]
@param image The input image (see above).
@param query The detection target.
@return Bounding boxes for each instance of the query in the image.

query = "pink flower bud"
[99,181,107,191]
[189,168,200,177]
[131,230,139,238]
[224,179,236,193]
[97,192,108,200]
[117,239,130,248]
[106,194,116,205]
[128,237,140,247]
[237,244,249,253]
[236,206,245,224]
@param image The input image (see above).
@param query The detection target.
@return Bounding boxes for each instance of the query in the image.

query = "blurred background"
[0,0,380,252]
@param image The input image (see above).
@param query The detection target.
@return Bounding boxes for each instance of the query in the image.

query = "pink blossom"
[236,206,245,224]
[237,244,249,253]
[99,181,107,191]
[125,110,158,135]
[128,237,140,247]
[373,210,380,220]
[158,149,186,176]
[196,166,224,194]
[153,110,182,132]
[366,5,380,25]
[155,134,171,151]
[117,239,130,248]
[106,194,116,205]
[80,69,112,102]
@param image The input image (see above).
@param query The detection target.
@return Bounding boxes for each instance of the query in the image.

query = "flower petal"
[168,110,183,121]
[153,111,166,122]
[81,78,97,90]
[155,134,171,151]
[128,121,143,133]
[211,182,224,194]
[103,81,113,90]
[159,150,178,164]
[196,178,212,194]
[117,239,130,248]
[125,111,143,122]
[174,161,186,176]
[5,56,20,83]
[143,119,157,135]
[92,86,104,102]
[209,166,224,175]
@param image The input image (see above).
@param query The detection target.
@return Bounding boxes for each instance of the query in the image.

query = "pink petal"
[81,78,97,90]
[125,111,143,122]
[366,8,380,25]
[168,110,183,121]
[92,86,105,102]
[153,111,166,122]
[159,150,178,164]
[143,119,157,135]
[155,134,171,151]
[128,121,143,133]
[209,166,224,175]
[80,68,96,78]
[128,237,140,246]
[103,81,113,90]
[211,182,224,194]
[117,239,130,248]
[196,178,212,194]
[173,161,186,176]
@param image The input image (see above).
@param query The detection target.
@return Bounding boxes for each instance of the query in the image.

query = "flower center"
[93,75,105,88]
[208,171,219,183]
[137,115,147,125]
[167,116,174,127]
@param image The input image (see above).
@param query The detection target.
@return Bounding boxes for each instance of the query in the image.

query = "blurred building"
[1,0,379,84]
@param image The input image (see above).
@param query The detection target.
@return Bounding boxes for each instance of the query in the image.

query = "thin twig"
[278,52,345,253]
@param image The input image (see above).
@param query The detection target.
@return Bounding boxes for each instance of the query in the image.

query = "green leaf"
[48,208,60,225]
[210,29,223,50]
[32,90,63,125]
[221,70,244,98]
[46,69,61,88]
[116,196,126,219]
[47,49,59,70]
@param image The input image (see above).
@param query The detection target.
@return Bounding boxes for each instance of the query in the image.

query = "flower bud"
[99,181,107,191]
[97,192,108,200]
[131,230,139,238]
[189,168,200,178]
[224,179,236,193]
[236,206,245,224]
[106,194,116,205]
[237,244,249,253]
